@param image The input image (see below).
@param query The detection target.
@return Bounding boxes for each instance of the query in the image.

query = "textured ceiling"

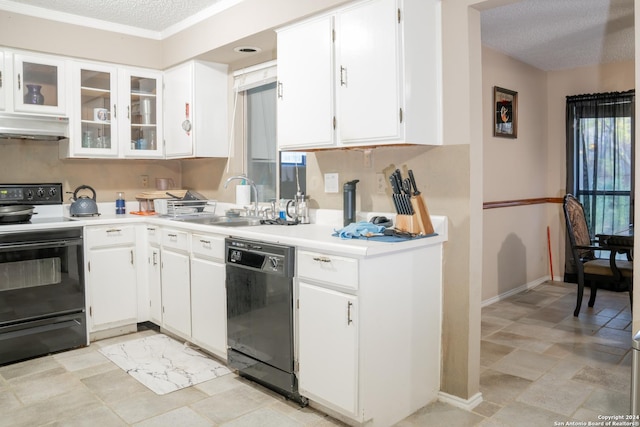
[0,0,237,37]
[481,0,635,71]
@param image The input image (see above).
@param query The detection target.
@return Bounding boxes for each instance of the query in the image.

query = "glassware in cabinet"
[80,69,113,150]
[129,75,159,153]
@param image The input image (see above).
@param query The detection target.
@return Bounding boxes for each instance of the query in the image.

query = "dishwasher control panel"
[225,237,294,277]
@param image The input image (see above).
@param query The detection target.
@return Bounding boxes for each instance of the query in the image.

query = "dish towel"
[334,221,385,239]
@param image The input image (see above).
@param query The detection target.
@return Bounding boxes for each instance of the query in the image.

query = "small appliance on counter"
[343,180,359,226]
[68,184,100,217]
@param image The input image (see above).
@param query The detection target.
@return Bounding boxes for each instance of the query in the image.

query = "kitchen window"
[236,62,305,203]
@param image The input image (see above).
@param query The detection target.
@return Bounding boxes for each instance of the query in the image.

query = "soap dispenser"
[343,180,359,226]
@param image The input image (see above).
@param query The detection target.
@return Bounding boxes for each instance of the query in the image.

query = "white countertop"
[0,203,448,258]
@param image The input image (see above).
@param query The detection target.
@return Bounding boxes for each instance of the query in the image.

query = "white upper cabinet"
[277,15,335,149]
[64,63,163,159]
[120,68,163,158]
[13,52,67,115]
[0,52,5,111]
[276,0,442,150]
[164,60,229,158]
[68,62,119,158]
[337,0,401,144]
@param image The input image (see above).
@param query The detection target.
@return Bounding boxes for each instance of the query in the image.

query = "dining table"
[596,227,634,282]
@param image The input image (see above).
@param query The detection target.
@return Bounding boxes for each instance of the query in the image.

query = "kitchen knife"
[392,171,409,214]
[402,179,414,214]
[389,175,402,213]
[408,170,421,196]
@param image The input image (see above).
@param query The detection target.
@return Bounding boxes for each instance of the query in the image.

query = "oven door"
[0,227,86,364]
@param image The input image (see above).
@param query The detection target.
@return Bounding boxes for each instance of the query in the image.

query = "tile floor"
[0,280,633,426]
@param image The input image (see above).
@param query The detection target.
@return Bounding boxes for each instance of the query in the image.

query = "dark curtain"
[565,90,635,280]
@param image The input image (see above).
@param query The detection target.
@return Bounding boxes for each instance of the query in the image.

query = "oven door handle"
[0,238,82,251]
[0,316,82,341]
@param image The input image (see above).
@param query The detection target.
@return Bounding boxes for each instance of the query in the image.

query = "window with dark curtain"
[565,90,635,278]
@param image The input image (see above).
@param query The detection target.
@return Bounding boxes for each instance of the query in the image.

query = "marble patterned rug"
[99,334,231,395]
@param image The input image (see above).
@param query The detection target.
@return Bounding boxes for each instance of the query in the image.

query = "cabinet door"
[163,62,194,158]
[298,282,358,415]
[0,51,5,111]
[13,53,66,115]
[161,249,191,337]
[88,246,137,331]
[71,62,119,157]
[191,257,226,357]
[148,245,162,324]
[277,14,335,149]
[119,68,163,158]
[337,0,401,144]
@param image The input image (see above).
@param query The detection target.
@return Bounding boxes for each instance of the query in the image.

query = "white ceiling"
[0,0,239,39]
[0,0,635,71]
[480,0,634,71]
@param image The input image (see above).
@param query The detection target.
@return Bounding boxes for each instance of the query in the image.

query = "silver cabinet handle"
[340,66,347,86]
[106,228,122,233]
[277,81,283,99]
[312,256,331,263]
[347,301,353,325]
[130,250,134,265]
[152,251,158,266]
[17,73,21,90]
[113,104,117,119]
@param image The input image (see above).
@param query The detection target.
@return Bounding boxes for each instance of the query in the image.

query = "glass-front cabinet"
[67,63,162,158]
[120,69,162,158]
[13,53,66,115]
[72,63,118,157]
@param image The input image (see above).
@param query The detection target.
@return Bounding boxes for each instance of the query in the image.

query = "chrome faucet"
[224,175,259,216]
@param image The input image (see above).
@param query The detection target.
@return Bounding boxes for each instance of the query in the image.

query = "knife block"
[395,195,434,235]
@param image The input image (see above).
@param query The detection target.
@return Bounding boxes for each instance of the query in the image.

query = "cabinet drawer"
[86,225,136,248]
[162,229,189,251]
[298,250,358,290]
[146,225,161,245]
[191,233,225,261]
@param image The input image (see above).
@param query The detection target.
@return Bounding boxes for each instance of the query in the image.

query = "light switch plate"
[324,173,339,193]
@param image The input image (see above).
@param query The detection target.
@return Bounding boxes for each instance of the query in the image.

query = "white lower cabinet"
[160,229,191,338]
[296,244,442,426]
[146,226,162,324]
[298,282,358,415]
[190,232,226,358]
[85,225,137,332]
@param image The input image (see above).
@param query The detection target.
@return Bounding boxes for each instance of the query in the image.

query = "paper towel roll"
[236,185,251,206]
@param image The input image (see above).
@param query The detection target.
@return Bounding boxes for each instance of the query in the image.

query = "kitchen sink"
[177,216,263,227]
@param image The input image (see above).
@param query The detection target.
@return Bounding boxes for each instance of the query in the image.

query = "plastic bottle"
[343,180,359,226]
[116,192,126,215]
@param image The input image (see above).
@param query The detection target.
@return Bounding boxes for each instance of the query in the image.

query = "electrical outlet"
[140,175,149,188]
[324,173,339,193]
[376,173,386,194]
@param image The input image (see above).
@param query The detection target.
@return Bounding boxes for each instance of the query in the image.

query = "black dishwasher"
[225,237,305,404]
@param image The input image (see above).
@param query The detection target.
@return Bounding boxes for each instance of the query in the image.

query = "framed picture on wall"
[494,86,518,138]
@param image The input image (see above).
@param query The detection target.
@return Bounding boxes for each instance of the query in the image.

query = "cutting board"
[135,190,187,200]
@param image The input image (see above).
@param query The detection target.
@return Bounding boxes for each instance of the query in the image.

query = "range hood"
[0,113,69,141]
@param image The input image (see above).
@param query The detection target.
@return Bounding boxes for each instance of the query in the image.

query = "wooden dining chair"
[563,194,633,316]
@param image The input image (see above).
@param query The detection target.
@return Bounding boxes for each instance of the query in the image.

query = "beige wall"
[0,141,181,203]
[481,46,550,301]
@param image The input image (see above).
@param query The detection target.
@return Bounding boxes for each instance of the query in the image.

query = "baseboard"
[481,276,550,307]
[438,391,483,411]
